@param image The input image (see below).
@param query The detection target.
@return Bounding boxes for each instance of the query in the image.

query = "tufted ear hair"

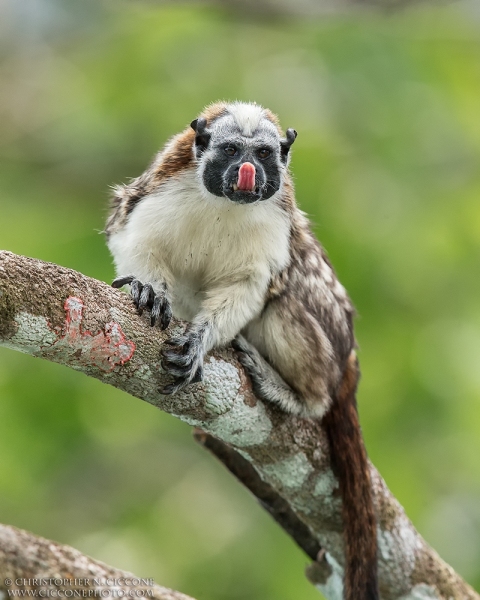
[190,117,210,153]
[280,128,297,163]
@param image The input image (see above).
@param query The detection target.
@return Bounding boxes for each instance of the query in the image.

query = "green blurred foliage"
[1,1,480,597]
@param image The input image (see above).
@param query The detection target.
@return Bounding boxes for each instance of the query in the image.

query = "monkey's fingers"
[231,334,250,354]
[160,378,186,395]
[112,275,153,317]
[161,362,190,379]
[232,335,266,385]
[235,349,257,373]
[162,349,192,368]
[130,279,143,310]
[111,275,135,288]
[160,302,172,330]
[160,366,203,395]
[161,350,195,378]
[138,283,154,315]
[232,335,260,368]
[161,341,204,382]
[191,365,203,383]
[151,295,172,329]
[163,335,189,350]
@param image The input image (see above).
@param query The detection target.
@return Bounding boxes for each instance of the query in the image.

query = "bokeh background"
[1,0,480,598]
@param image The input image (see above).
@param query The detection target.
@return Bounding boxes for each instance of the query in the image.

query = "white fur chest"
[108,171,291,320]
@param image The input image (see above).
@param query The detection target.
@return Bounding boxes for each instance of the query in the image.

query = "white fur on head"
[226,101,266,137]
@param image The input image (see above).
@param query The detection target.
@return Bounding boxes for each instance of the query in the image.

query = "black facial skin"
[191,119,296,205]
[204,143,281,204]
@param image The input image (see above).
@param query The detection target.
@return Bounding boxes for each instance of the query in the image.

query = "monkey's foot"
[112,275,172,330]
[231,335,267,393]
[232,335,301,412]
[160,329,204,394]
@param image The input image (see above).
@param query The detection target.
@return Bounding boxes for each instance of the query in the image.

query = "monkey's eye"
[224,145,238,157]
[257,148,271,160]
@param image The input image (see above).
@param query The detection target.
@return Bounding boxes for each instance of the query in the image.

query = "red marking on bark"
[52,296,135,371]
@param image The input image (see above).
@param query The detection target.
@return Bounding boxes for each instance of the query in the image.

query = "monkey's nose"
[237,162,256,191]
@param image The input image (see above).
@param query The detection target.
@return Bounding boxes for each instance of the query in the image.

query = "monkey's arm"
[161,277,268,394]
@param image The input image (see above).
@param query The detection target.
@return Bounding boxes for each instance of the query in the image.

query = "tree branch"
[0,523,195,599]
[0,250,477,600]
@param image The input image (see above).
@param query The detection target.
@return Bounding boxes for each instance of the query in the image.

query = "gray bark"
[0,250,478,600]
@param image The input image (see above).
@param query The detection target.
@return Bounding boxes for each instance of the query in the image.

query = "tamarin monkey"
[106,101,378,600]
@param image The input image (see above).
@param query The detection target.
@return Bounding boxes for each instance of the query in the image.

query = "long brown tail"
[322,352,379,600]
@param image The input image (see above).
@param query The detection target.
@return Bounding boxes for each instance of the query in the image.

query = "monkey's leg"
[112,276,172,330]
[232,335,304,416]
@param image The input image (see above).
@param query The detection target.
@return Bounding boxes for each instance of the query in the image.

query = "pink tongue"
[237,162,256,191]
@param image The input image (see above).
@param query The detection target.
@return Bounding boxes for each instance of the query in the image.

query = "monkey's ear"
[280,128,297,163]
[191,117,211,154]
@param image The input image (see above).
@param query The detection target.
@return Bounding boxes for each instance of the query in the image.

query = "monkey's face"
[192,111,296,205]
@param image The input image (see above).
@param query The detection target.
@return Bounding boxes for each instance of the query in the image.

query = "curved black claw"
[112,276,171,330]
[151,292,172,330]
[112,275,135,288]
[160,330,204,394]
[138,283,154,315]
[130,279,143,310]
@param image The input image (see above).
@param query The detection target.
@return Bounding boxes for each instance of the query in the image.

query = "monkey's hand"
[112,276,172,330]
[160,327,204,395]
